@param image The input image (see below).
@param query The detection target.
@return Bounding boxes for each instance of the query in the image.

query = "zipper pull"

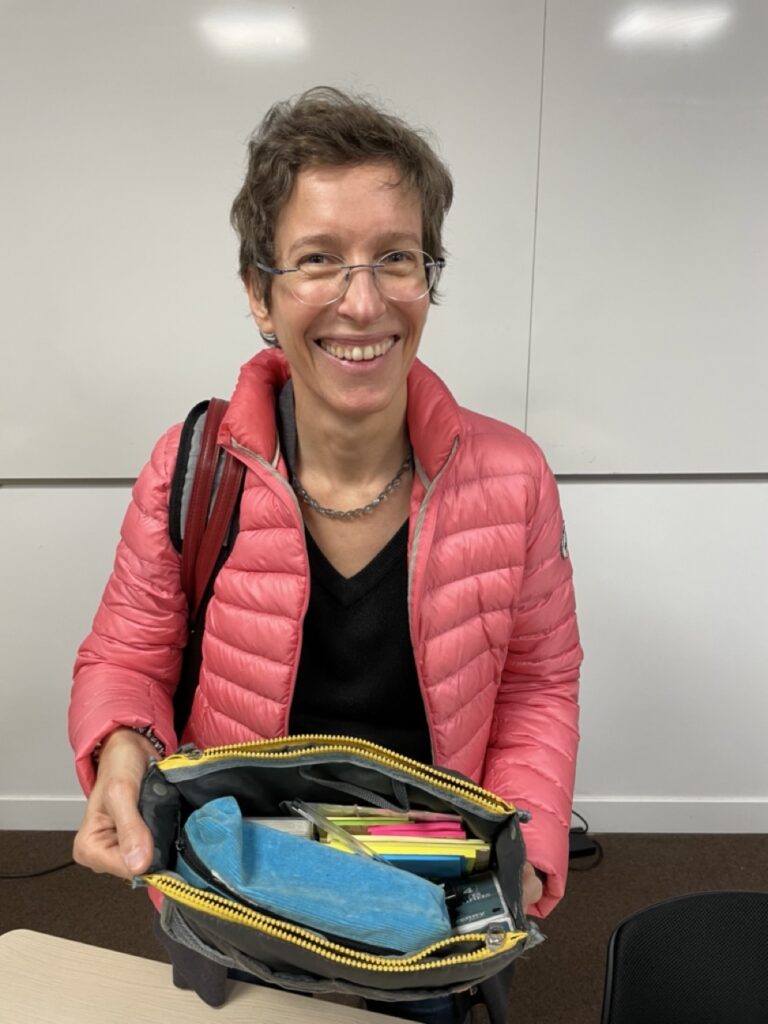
[177,743,203,758]
[485,925,508,950]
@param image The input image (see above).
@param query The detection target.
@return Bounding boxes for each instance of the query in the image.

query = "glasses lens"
[377,250,436,302]
[292,253,347,305]
[288,250,440,305]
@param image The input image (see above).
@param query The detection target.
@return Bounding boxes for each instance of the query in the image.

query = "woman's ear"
[244,269,275,336]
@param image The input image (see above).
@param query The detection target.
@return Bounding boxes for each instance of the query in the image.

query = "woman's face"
[248,162,430,426]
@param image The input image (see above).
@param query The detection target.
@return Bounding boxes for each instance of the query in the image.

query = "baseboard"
[2,795,767,832]
[573,798,768,833]
[0,797,87,830]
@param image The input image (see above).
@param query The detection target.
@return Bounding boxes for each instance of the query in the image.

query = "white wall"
[2,0,766,831]
[0,485,131,827]
[0,0,541,476]
[529,0,768,473]
[563,479,768,832]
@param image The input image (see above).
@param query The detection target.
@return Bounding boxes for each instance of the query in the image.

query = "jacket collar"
[406,359,462,481]
[220,348,290,462]
[221,348,462,481]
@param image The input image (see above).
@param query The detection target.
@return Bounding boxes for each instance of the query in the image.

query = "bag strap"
[178,398,244,618]
[172,398,244,736]
[192,438,245,618]
[180,397,226,609]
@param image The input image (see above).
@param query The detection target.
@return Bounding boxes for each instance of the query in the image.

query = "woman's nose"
[335,265,388,321]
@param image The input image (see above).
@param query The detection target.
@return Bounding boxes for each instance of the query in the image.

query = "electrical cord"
[570,809,590,833]
[569,810,604,871]
[0,860,76,879]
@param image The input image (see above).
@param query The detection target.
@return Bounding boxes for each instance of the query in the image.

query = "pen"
[287,800,387,862]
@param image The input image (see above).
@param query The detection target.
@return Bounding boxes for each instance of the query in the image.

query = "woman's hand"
[73,728,157,879]
[522,861,543,914]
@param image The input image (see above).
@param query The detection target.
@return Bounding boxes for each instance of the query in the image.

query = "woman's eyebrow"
[288,233,339,256]
[376,231,422,249]
[287,231,422,259]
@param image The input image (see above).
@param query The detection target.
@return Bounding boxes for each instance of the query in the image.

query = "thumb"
[121,833,153,875]
[119,820,154,874]
[109,785,155,874]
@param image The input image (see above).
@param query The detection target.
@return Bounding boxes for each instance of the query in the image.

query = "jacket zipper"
[406,439,460,763]
[407,437,459,617]
[228,435,311,736]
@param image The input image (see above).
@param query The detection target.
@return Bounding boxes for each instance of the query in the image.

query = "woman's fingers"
[72,728,158,878]
[105,777,155,875]
[521,861,543,913]
[73,803,135,878]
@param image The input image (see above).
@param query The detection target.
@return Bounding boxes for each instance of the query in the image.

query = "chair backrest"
[600,890,768,1024]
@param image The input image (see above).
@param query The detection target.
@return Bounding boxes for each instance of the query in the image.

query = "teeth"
[319,337,396,361]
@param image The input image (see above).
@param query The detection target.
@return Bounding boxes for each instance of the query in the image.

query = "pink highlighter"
[367,823,467,839]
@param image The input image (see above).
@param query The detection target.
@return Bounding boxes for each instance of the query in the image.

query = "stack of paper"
[311,808,490,878]
[244,817,314,837]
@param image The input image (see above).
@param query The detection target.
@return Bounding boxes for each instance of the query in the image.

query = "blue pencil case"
[176,795,452,953]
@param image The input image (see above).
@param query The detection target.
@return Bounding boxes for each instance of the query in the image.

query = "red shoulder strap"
[180,398,244,619]
[193,446,244,617]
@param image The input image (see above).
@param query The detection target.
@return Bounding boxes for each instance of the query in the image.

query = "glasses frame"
[254,250,446,306]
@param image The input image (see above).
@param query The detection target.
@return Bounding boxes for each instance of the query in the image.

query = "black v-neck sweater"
[279,384,432,764]
[288,521,432,764]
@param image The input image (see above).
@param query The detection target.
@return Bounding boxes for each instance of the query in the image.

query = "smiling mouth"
[317,336,398,362]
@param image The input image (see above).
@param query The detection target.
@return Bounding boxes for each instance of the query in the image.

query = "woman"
[69,87,582,1023]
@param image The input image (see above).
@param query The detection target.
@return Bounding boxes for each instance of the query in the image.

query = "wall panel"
[0,0,543,478]
[529,0,768,472]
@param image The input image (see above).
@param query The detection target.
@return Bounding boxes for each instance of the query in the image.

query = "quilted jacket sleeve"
[68,425,188,793]
[481,452,582,918]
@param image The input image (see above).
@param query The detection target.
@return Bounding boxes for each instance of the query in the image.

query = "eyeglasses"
[254,250,445,306]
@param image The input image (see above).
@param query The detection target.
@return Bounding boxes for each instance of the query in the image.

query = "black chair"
[600,890,768,1024]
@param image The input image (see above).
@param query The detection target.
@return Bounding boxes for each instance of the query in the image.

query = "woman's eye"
[297,252,338,268]
[378,250,419,276]
[380,250,416,266]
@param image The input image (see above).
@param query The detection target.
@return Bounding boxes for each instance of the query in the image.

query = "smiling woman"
[68,86,582,1024]
[249,163,429,430]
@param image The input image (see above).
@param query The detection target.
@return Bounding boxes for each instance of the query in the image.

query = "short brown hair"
[230,86,453,308]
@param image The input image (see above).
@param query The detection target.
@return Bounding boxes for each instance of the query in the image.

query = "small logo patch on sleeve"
[560,525,569,559]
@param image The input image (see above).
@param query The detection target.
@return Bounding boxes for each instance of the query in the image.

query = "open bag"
[137,734,543,1009]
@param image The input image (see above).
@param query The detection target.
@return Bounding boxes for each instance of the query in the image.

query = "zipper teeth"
[230,437,260,461]
[406,439,459,764]
[162,735,513,815]
[407,438,459,615]
[146,874,526,970]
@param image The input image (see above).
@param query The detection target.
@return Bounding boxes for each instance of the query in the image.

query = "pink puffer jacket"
[70,349,581,916]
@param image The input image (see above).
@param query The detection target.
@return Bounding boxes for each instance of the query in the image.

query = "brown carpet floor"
[2,831,767,1023]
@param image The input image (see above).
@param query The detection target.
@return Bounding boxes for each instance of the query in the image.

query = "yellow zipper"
[145,873,527,971]
[158,734,515,817]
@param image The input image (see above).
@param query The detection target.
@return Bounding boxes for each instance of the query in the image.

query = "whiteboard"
[528,0,768,473]
[0,0,543,478]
